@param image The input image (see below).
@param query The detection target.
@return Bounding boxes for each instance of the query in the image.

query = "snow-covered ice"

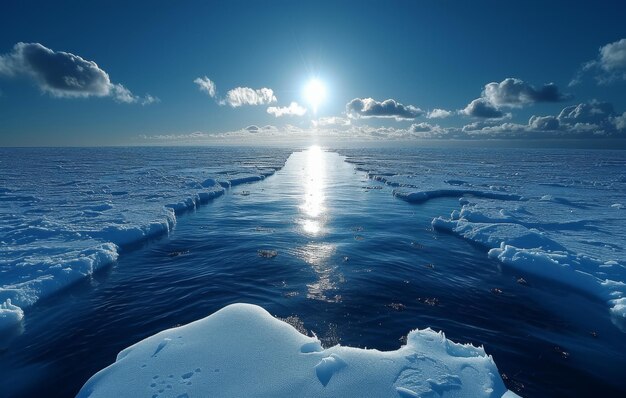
[0,298,23,330]
[342,147,626,330]
[78,303,517,398]
[0,147,289,329]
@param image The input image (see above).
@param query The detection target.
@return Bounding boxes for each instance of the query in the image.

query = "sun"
[304,78,326,113]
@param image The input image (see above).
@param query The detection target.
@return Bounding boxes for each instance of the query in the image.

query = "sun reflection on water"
[295,146,343,302]
[300,145,326,235]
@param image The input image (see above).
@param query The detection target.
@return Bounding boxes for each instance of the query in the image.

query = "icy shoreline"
[0,147,290,330]
[78,303,518,398]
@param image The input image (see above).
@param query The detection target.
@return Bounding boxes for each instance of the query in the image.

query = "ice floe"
[78,303,517,398]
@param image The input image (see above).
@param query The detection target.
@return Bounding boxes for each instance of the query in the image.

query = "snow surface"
[78,303,517,398]
[0,147,289,330]
[342,147,626,331]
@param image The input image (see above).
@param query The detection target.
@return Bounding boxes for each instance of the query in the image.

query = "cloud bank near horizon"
[139,99,625,143]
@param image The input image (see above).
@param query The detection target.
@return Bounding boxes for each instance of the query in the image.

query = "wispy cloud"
[571,38,626,85]
[0,42,157,104]
[194,76,278,107]
[194,76,217,98]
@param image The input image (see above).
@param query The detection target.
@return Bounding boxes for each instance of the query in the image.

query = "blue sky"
[1,0,626,146]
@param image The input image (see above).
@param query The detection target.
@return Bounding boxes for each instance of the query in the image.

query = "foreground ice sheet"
[78,303,517,398]
[0,147,290,329]
[342,147,626,331]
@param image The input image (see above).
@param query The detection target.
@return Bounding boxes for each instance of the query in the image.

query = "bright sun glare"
[304,79,326,113]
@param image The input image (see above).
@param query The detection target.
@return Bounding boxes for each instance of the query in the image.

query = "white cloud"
[346,97,424,120]
[111,83,159,105]
[460,98,505,118]
[222,87,276,107]
[557,100,615,125]
[267,102,307,117]
[460,101,622,138]
[598,38,626,76]
[140,94,160,106]
[193,77,276,107]
[482,78,569,107]
[613,112,626,131]
[571,38,626,85]
[461,78,569,119]
[528,115,559,131]
[408,122,447,138]
[0,42,156,104]
[426,108,452,119]
[194,76,217,97]
[410,122,437,132]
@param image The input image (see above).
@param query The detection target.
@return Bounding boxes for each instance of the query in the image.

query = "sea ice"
[342,147,626,330]
[78,303,517,398]
[0,147,290,329]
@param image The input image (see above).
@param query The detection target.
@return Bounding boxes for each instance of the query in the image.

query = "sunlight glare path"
[296,146,342,302]
[300,145,326,235]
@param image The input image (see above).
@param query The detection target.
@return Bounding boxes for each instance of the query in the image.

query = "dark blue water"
[1,148,625,397]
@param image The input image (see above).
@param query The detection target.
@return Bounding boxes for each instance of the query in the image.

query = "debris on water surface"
[491,288,503,295]
[167,250,189,257]
[553,346,570,359]
[258,249,278,258]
